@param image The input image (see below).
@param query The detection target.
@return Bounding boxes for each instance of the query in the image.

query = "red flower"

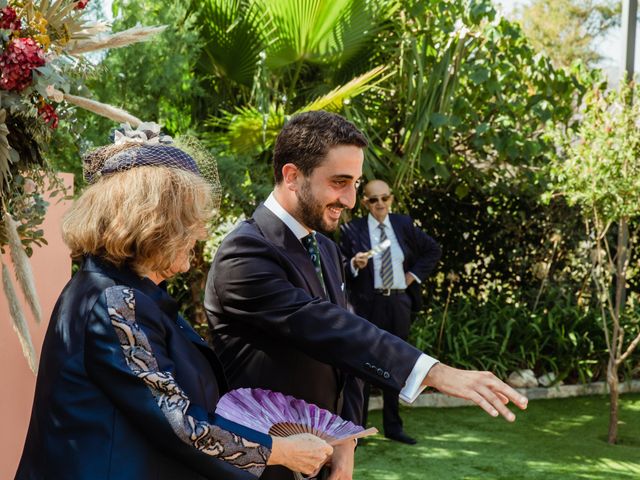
[74,0,90,9]
[0,38,46,91]
[38,102,59,129]
[0,6,21,31]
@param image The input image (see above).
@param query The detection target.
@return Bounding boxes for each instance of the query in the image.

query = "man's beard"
[296,179,343,233]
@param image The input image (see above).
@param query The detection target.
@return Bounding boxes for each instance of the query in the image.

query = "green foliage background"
[44,0,639,382]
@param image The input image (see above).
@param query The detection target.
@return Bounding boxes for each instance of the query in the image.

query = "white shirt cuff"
[350,258,359,277]
[408,272,421,284]
[398,354,439,403]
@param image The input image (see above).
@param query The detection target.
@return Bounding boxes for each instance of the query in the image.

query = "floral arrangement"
[0,0,163,371]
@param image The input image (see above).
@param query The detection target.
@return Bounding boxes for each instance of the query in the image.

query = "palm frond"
[261,0,388,69]
[197,0,274,86]
[213,105,285,155]
[299,65,389,113]
[2,260,38,373]
[2,213,42,323]
[67,26,167,55]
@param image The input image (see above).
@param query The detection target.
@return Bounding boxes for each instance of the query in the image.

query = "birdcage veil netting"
[82,123,222,210]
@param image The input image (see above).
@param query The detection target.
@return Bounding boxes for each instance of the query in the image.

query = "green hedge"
[410,287,639,384]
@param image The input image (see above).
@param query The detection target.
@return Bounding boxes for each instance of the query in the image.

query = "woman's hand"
[268,434,333,475]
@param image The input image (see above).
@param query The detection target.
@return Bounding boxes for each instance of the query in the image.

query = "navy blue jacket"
[339,213,441,317]
[16,256,270,480]
[205,205,424,427]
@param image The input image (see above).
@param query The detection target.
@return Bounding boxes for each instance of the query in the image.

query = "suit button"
[376,368,383,376]
[383,371,390,379]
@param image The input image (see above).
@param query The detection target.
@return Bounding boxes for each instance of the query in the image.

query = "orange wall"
[0,173,73,480]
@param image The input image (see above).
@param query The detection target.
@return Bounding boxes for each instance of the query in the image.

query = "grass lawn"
[354,393,640,479]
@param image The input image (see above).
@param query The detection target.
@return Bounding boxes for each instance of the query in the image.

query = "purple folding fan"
[215,388,377,446]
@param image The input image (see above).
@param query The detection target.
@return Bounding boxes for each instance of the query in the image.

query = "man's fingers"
[469,384,517,422]
[491,382,528,410]
[469,391,499,418]
[477,385,518,422]
[496,392,509,404]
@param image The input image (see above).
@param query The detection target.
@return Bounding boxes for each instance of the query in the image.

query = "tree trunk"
[608,216,629,445]
[607,359,619,444]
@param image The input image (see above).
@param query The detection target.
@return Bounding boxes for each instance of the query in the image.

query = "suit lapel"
[252,204,327,299]
[358,218,375,279]
[318,237,344,306]
[358,217,372,251]
[390,213,409,259]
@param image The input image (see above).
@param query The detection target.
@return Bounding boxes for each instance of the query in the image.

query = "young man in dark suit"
[205,111,527,480]
[339,179,441,445]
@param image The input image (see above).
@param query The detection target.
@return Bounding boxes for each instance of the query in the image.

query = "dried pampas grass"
[2,261,38,373]
[2,214,42,323]
[68,26,167,55]
[62,94,142,127]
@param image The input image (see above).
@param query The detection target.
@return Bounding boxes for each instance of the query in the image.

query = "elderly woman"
[15,128,332,480]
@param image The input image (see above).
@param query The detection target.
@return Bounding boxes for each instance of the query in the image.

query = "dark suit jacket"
[339,213,441,318]
[16,256,270,480]
[205,204,424,426]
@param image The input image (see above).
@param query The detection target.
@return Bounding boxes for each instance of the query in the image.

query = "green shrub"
[410,287,623,384]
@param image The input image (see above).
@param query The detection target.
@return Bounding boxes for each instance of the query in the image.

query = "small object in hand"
[364,239,391,259]
[214,388,378,446]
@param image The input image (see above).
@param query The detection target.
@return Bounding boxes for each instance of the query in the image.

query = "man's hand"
[404,272,416,287]
[422,363,528,422]
[326,441,355,480]
[352,252,369,270]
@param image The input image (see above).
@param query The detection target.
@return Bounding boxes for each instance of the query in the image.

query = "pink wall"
[0,173,73,480]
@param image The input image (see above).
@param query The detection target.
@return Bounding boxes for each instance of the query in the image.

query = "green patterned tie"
[301,232,326,293]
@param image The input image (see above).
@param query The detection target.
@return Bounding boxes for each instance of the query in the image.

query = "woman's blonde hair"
[63,166,212,277]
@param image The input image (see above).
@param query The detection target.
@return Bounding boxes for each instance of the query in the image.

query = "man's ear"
[281,163,301,191]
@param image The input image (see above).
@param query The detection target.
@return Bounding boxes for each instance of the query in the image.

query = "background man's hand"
[404,272,416,286]
[326,440,356,480]
[422,363,528,422]
[352,252,369,270]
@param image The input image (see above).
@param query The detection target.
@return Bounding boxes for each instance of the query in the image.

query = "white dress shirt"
[350,214,420,285]
[263,193,438,403]
[264,192,309,241]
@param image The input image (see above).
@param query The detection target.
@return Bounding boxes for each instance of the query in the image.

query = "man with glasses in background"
[339,179,441,445]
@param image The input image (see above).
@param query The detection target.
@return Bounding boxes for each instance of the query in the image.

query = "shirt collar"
[264,192,312,241]
[368,212,391,230]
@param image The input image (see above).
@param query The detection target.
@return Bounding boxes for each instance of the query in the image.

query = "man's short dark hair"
[273,110,368,184]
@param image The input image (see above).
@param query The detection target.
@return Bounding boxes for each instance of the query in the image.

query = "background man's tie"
[301,232,326,293]
[378,223,394,289]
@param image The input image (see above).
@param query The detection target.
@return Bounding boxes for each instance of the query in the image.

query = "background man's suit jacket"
[339,213,441,317]
[205,205,425,426]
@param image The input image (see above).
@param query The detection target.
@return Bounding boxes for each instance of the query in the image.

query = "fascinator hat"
[83,122,222,208]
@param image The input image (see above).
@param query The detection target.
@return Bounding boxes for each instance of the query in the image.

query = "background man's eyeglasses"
[366,195,391,204]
